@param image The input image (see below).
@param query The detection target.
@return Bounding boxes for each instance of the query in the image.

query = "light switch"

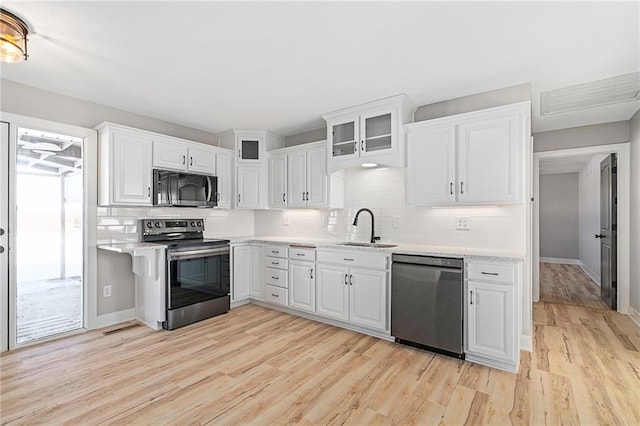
[455,217,470,230]
[282,215,289,226]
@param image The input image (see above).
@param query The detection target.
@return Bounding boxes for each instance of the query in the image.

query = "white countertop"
[98,242,168,253]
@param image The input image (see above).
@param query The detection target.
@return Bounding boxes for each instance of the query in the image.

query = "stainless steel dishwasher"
[391,254,464,359]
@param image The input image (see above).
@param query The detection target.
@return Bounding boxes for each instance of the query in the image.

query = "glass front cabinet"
[322,94,415,173]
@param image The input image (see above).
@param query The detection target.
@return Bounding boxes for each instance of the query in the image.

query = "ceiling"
[1,2,639,137]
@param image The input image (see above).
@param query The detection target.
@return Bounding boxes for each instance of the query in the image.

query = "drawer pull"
[344,258,354,261]
[481,272,499,276]
[297,253,305,256]
[271,276,279,280]
[272,250,279,254]
[271,262,278,265]
[271,294,279,298]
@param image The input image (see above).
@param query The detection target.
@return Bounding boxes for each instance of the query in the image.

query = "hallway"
[540,262,609,310]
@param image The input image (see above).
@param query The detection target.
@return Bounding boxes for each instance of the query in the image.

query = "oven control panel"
[140,218,204,235]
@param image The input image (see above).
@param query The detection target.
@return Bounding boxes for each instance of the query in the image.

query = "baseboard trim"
[578,261,600,286]
[540,257,579,265]
[520,334,533,352]
[95,309,136,329]
[629,306,640,329]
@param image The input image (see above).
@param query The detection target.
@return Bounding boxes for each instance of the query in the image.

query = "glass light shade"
[361,162,378,168]
[0,8,28,63]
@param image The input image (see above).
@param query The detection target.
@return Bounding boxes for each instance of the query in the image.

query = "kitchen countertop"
[98,242,168,253]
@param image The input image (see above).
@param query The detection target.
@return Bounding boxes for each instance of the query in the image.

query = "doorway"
[1,114,98,351]
[532,143,631,314]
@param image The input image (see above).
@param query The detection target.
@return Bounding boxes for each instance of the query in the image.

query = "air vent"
[541,72,640,115]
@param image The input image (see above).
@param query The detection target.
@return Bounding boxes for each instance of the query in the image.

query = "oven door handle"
[168,247,230,260]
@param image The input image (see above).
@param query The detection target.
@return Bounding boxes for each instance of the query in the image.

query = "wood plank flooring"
[1,302,639,425]
[540,262,609,309]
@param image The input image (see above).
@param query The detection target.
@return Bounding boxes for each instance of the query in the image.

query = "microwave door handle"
[206,176,213,202]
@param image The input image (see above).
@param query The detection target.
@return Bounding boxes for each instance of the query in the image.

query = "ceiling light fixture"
[0,8,29,63]
[361,163,378,168]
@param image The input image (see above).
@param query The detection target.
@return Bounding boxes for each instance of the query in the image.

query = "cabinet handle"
[238,149,241,159]
[190,157,193,166]
[302,192,305,201]
[470,290,474,305]
[147,187,151,197]
[182,155,186,165]
[450,182,453,195]
[343,258,354,262]
[349,275,353,286]
[272,250,278,254]
[460,181,464,194]
[271,276,279,280]
[306,191,309,201]
[344,274,348,285]
[361,140,364,151]
[238,194,241,203]
[271,293,279,298]
[296,253,305,256]
[310,268,314,279]
[283,193,286,203]
[481,272,499,276]
[354,141,357,152]
[271,262,278,265]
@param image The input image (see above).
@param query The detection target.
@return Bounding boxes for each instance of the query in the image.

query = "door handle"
[595,234,604,238]
[190,157,193,166]
[470,290,474,305]
[182,155,186,165]
[310,268,314,279]
[450,182,453,195]
[344,274,348,285]
[147,187,151,197]
[349,275,353,286]
[361,140,364,151]
[460,182,464,195]
[283,193,286,203]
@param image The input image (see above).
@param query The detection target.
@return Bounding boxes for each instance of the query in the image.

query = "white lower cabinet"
[289,260,315,312]
[465,260,520,373]
[348,267,387,330]
[232,244,262,302]
[316,264,349,321]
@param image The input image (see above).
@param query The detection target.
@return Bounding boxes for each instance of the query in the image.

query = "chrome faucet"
[353,208,380,244]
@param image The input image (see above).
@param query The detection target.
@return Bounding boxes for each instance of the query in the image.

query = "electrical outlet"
[455,217,470,230]
[281,215,289,226]
[103,285,112,298]
[393,216,401,228]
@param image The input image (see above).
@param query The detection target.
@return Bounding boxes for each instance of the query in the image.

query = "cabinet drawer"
[264,244,288,258]
[265,256,288,270]
[265,267,288,288]
[317,249,389,270]
[467,262,516,284]
[289,247,316,261]
[265,284,288,306]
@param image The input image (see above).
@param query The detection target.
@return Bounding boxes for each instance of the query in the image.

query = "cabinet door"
[361,110,393,156]
[188,145,216,174]
[316,264,349,321]
[237,166,262,208]
[467,280,515,362]
[215,151,233,209]
[153,138,188,171]
[269,154,288,208]
[306,147,327,207]
[289,260,315,312]
[232,245,251,301]
[406,125,456,205]
[329,117,359,159]
[238,136,263,162]
[457,115,520,203]
[249,246,264,300]
[287,151,307,208]
[112,131,153,205]
[348,267,387,331]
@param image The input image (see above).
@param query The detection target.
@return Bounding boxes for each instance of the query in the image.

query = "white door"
[112,130,152,205]
[306,147,327,207]
[269,154,288,208]
[467,280,515,361]
[215,151,233,209]
[287,151,307,208]
[289,260,315,312]
[237,166,262,208]
[188,145,216,174]
[232,245,251,301]
[406,125,456,205]
[457,115,520,203]
[348,267,387,331]
[152,138,187,171]
[0,122,9,351]
[315,263,349,321]
[248,246,264,300]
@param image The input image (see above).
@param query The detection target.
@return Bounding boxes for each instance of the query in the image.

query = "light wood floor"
[1,303,639,425]
[540,262,609,309]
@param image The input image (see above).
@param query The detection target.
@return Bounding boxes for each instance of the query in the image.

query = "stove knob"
[196,221,202,227]
[146,222,153,229]
[154,221,161,228]
[191,221,196,227]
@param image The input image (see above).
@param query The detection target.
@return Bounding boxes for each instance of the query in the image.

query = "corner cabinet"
[232,243,262,302]
[97,123,153,206]
[405,102,529,206]
[465,260,520,373]
[322,94,415,173]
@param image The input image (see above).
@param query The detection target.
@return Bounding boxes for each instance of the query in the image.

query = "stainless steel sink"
[339,242,398,248]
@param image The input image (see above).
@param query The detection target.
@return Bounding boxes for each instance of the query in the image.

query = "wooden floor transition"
[540,262,609,309]
[1,303,639,425]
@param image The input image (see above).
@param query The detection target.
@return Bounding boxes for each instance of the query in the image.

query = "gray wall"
[0,79,219,145]
[540,173,579,259]
[96,251,135,315]
[414,83,531,122]
[533,121,630,153]
[284,127,327,147]
[630,109,640,313]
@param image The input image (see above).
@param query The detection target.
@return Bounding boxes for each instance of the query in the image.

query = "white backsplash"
[97,207,254,244]
[254,167,526,251]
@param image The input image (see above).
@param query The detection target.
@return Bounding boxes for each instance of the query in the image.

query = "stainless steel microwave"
[153,169,218,208]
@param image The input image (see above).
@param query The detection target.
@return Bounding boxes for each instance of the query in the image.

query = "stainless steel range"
[140,219,230,330]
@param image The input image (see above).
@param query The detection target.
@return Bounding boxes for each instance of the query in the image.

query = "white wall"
[255,167,526,252]
[629,110,640,317]
[539,173,579,260]
[578,154,608,282]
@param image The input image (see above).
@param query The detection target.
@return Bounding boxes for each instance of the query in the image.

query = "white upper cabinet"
[97,123,153,206]
[218,129,284,164]
[215,150,233,209]
[237,165,263,209]
[322,94,415,173]
[405,102,529,206]
[153,138,216,174]
[287,151,307,208]
[269,154,288,208]
[306,147,328,207]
